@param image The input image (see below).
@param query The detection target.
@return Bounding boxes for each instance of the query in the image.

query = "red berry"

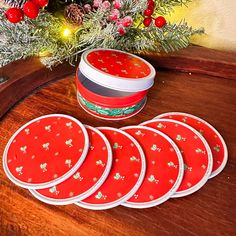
[32,0,49,8]
[143,17,152,27]
[155,16,166,28]
[117,25,126,36]
[144,8,154,17]
[5,8,24,23]
[147,0,155,9]
[23,1,39,19]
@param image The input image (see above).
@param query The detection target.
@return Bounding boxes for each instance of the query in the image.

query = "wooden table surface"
[0,48,236,236]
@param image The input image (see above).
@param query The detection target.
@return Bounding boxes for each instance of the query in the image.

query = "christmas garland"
[77,92,147,117]
[0,0,204,68]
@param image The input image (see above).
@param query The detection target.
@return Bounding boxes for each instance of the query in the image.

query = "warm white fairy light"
[62,28,72,38]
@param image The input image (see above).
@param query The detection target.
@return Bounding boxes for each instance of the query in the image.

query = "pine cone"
[64,3,85,25]
[4,0,27,8]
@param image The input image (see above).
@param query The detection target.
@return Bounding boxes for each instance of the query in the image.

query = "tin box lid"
[79,49,156,92]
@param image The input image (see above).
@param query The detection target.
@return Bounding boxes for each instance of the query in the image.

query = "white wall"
[169,0,236,51]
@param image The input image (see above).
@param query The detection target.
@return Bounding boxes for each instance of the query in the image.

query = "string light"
[62,28,72,38]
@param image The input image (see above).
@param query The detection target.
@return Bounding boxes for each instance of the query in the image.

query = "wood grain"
[1,66,236,235]
[143,46,236,80]
[0,57,74,119]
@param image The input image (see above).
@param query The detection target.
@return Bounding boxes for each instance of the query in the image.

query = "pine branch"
[117,21,204,53]
[0,0,204,68]
[154,0,192,15]
[121,0,147,15]
[3,0,26,8]
[0,9,65,67]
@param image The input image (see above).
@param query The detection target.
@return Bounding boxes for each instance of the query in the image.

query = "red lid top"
[79,49,156,92]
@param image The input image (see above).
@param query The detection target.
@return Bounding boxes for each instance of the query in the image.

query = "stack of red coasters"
[76,49,156,120]
[3,112,228,209]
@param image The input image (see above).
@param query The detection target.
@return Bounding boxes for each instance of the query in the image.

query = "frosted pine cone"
[64,3,85,26]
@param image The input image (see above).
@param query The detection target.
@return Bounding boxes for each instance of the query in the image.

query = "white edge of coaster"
[76,127,146,210]
[77,94,147,121]
[141,119,213,198]
[3,114,89,190]
[120,125,184,208]
[154,112,228,179]
[29,125,113,205]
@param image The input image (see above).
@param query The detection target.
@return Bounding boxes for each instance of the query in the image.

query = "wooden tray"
[0,46,236,236]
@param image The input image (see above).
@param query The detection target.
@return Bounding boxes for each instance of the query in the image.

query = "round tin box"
[76,49,156,120]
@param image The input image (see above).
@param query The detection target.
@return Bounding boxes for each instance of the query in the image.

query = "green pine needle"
[0,0,204,68]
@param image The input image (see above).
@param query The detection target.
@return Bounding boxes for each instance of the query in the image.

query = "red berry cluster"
[4,0,48,24]
[143,0,166,28]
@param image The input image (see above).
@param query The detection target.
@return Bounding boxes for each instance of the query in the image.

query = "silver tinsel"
[4,0,27,8]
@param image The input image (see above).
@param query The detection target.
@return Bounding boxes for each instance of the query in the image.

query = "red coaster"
[3,114,89,189]
[141,119,213,198]
[77,127,146,210]
[155,112,228,178]
[121,126,184,208]
[29,126,112,205]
